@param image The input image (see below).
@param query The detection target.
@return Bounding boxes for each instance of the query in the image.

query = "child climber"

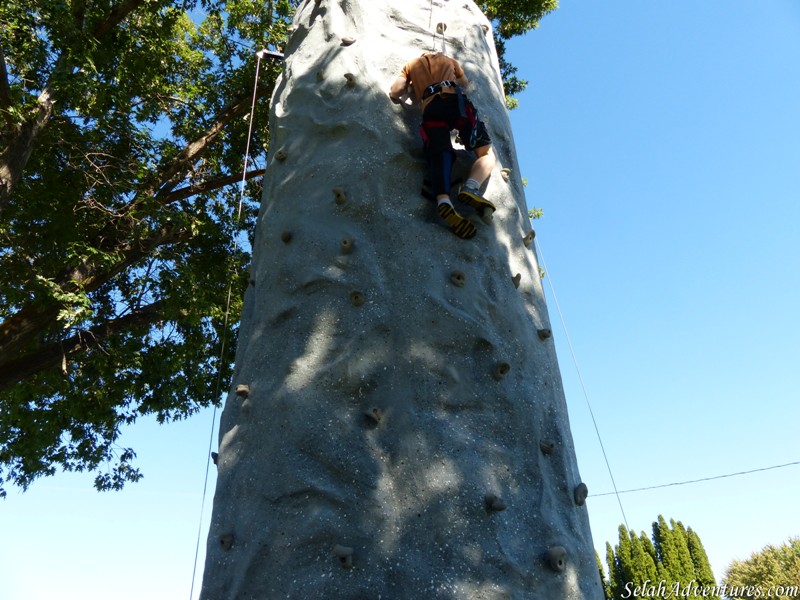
[389,51,496,240]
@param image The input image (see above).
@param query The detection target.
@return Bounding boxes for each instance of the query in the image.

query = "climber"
[389,51,496,240]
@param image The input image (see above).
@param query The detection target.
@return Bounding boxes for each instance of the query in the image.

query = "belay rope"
[429,0,447,55]
[188,47,269,600]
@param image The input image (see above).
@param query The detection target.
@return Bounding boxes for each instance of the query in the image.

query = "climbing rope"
[188,48,268,600]
[534,236,629,530]
[429,0,447,55]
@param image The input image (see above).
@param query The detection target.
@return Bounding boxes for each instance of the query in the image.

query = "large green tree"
[0,0,556,497]
[0,0,297,497]
[723,537,800,593]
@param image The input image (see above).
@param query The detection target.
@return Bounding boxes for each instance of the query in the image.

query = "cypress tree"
[629,530,659,584]
[639,531,658,566]
[652,516,674,582]
[605,517,719,599]
[606,541,620,599]
[687,527,719,591]
[596,550,612,600]
[615,524,636,590]
[670,519,700,583]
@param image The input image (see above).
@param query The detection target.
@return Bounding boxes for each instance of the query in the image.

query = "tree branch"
[0,45,13,127]
[0,299,167,392]
[163,169,266,204]
[0,0,152,214]
[150,83,274,198]
[0,224,193,361]
[91,0,148,42]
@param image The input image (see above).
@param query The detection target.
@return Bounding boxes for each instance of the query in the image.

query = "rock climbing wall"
[200,0,603,598]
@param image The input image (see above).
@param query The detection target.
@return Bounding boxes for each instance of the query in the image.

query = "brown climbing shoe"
[437,202,477,239]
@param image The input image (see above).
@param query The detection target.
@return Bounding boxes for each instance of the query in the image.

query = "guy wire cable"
[188,47,267,600]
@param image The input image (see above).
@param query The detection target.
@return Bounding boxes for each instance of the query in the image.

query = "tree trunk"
[201,1,602,598]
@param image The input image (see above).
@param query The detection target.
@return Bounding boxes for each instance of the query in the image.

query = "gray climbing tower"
[200,1,603,598]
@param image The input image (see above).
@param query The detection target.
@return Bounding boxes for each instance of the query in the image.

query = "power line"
[591,460,800,497]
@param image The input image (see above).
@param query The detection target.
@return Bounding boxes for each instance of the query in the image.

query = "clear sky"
[1,1,799,599]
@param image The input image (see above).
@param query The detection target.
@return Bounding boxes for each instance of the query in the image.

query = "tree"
[198,0,599,597]
[604,516,720,599]
[686,525,717,588]
[606,525,659,599]
[598,549,613,599]
[654,516,698,584]
[723,537,800,593]
[0,0,298,497]
[0,0,557,498]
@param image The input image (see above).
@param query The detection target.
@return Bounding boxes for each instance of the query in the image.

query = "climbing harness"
[420,83,481,152]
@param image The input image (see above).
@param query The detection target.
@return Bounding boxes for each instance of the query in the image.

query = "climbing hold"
[211,452,219,465]
[450,271,466,287]
[545,545,567,572]
[316,69,325,81]
[344,73,356,87]
[274,147,288,161]
[235,384,250,398]
[333,545,354,569]
[350,291,365,307]
[436,22,447,34]
[512,273,521,288]
[249,278,256,287]
[480,206,494,225]
[340,238,354,254]
[219,533,235,551]
[523,231,535,247]
[333,187,347,205]
[540,440,555,455]
[340,36,356,46]
[501,168,512,181]
[493,362,511,380]
[280,230,292,244]
[364,407,382,426]
[484,493,507,512]
[573,482,589,506]
[537,328,552,340]
[482,24,490,34]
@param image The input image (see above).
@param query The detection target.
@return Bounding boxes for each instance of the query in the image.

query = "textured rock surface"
[200,0,603,598]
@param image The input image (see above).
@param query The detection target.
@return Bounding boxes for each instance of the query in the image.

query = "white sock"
[437,198,453,207]
[465,178,480,190]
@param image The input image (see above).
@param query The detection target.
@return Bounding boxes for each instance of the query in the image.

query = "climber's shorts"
[419,94,491,153]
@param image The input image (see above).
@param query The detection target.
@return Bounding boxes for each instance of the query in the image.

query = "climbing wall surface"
[200,0,603,598]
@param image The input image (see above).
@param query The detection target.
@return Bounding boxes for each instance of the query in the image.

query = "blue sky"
[507,0,800,583]
[1,1,799,598]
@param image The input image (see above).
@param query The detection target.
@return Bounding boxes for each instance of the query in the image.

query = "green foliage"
[604,544,616,599]
[0,0,287,496]
[723,537,800,592]
[485,3,559,106]
[653,515,697,584]
[597,549,612,599]
[480,0,559,40]
[0,0,555,497]
[604,516,720,599]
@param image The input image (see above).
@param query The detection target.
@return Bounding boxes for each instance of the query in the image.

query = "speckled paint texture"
[200,0,603,598]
